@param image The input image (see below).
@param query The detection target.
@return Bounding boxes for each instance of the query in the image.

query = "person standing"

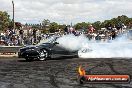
[111,30,116,40]
[64,26,68,34]
[19,29,24,45]
[32,29,37,44]
[19,29,24,39]
[88,25,95,33]
[107,24,113,32]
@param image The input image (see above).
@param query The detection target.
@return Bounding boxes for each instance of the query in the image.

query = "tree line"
[0,11,132,33]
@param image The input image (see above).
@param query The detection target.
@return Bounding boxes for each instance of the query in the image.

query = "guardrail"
[0,46,23,55]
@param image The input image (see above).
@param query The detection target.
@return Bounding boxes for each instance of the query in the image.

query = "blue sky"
[0,0,132,25]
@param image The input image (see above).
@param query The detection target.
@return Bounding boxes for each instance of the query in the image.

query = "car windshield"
[37,36,59,45]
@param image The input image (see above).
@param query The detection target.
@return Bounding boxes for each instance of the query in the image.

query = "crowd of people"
[0,22,130,46]
[64,23,128,41]
[0,28,42,46]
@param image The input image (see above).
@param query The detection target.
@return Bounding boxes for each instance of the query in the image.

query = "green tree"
[58,24,66,32]
[42,19,50,29]
[32,24,40,29]
[0,11,11,30]
[117,15,129,23]
[92,21,101,30]
[75,22,91,30]
[49,22,58,33]
[102,15,131,28]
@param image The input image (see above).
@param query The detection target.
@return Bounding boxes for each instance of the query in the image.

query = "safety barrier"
[0,46,22,55]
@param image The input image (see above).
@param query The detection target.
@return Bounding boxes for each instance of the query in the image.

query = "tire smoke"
[56,34,89,51]
[57,34,132,58]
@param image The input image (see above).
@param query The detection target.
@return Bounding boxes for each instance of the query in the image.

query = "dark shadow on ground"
[48,56,77,60]
[17,56,77,62]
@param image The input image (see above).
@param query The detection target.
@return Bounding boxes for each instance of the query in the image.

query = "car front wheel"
[39,49,48,61]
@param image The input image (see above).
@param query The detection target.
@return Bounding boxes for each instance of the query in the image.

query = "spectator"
[88,25,95,33]
[64,26,69,34]
[33,29,37,44]
[116,21,124,34]
[111,30,116,40]
[107,24,113,31]
[17,36,22,46]
[95,34,102,42]
[19,29,24,39]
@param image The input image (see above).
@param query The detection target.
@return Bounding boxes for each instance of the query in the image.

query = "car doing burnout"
[18,36,78,61]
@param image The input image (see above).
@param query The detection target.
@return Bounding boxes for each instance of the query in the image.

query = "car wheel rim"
[39,50,48,60]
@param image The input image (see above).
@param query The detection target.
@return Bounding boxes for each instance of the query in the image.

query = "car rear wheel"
[39,49,48,61]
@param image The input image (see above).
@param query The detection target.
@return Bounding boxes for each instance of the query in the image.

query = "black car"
[18,36,78,61]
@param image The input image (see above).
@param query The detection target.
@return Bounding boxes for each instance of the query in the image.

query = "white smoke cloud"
[56,34,89,51]
[55,33,132,58]
[78,42,132,58]
[78,33,132,58]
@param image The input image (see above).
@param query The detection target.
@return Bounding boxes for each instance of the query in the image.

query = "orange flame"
[78,66,86,76]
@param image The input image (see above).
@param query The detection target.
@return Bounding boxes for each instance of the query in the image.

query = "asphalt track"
[0,57,132,88]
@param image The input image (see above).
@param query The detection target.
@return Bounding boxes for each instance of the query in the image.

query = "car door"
[52,43,69,56]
